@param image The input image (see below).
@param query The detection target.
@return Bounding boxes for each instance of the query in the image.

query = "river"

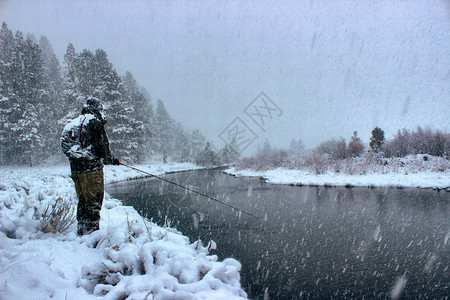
[108,168,449,299]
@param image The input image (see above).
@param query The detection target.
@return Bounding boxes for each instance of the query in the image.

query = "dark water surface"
[108,169,449,299]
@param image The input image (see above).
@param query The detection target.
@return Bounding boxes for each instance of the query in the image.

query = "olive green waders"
[71,169,104,235]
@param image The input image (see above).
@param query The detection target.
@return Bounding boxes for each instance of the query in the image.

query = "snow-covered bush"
[384,127,450,158]
[236,149,289,171]
[77,217,246,299]
[235,149,449,176]
[316,137,348,160]
[302,152,330,174]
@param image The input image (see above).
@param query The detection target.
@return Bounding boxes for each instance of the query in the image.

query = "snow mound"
[0,164,247,299]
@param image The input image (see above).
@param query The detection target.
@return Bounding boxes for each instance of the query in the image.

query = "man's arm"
[94,121,119,165]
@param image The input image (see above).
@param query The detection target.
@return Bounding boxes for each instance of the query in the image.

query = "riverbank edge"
[0,163,248,299]
[224,167,450,191]
[107,164,229,184]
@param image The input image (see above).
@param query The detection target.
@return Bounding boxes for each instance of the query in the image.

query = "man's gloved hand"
[111,156,120,166]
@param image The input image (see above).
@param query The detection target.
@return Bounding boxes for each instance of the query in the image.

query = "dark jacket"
[61,109,115,174]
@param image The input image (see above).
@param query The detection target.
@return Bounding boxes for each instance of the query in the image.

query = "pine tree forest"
[0,23,211,165]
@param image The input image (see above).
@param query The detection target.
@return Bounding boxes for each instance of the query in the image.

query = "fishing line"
[119,162,259,219]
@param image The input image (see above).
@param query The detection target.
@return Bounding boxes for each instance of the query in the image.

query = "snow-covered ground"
[226,155,450,189]
[226,167,449,189]
[0,163,247,300]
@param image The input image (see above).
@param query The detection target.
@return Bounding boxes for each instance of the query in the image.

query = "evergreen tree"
[63,43,77,86]
[39,35,64,156]
[259,139,273,157]
[92,49,144,162]
[369,127,385,153]
[218,136,241,164]
[177,131,191,162]
[196,141,217,166]
[152,99,174,154]
[20,34,48,164]
[122,71,154,160]
[61,43,82,120]
[172,122,189,161]
[0,23,15,95]
[39,36,63,91]
[219,144,239,164]
[189,129,206,161]
[0,26,49,164]
[75,49,97,96]
[0,23,16,164]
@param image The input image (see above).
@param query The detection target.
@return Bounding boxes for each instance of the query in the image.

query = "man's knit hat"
[84,97,102,112]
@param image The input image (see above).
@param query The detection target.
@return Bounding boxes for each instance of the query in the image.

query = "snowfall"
[2,158,449,300]
[0,163,247,300]
[226,155,450,190]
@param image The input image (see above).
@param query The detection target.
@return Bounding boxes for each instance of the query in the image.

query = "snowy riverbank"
[0,163,247,299]
[225,167,450,190]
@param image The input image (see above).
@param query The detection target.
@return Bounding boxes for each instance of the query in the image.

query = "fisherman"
[61,97,120,235]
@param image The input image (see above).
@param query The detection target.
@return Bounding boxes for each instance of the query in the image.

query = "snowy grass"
[0,163,247,299]
[39,196,76,233]
[228,155,450,189]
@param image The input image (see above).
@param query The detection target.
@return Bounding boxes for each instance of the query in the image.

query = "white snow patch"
[0,163,247,299]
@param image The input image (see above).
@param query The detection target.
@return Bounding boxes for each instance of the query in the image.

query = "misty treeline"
[238,126,450,174]
[0,23,223,166]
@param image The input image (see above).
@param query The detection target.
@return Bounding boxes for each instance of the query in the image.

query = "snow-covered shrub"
[316,137,348,160]
[38,197,76,233]
[236,150,290,170]
[269,149,289,168]
[236,147,450,178]
[235,156,256,170]
[303,152,330,174]
[79,216,246,299]
[384,127,450,158]
[431,157,449,172]
[340,154,450,175]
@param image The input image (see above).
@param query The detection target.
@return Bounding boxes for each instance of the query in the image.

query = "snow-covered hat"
[84,97,102,112]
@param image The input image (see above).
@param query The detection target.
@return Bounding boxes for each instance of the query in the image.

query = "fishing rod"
[119,162,259,219]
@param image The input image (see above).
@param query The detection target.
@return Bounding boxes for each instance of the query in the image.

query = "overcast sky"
[2,0,449,153]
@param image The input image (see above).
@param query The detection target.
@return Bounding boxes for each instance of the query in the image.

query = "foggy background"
[2,0,449,154]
